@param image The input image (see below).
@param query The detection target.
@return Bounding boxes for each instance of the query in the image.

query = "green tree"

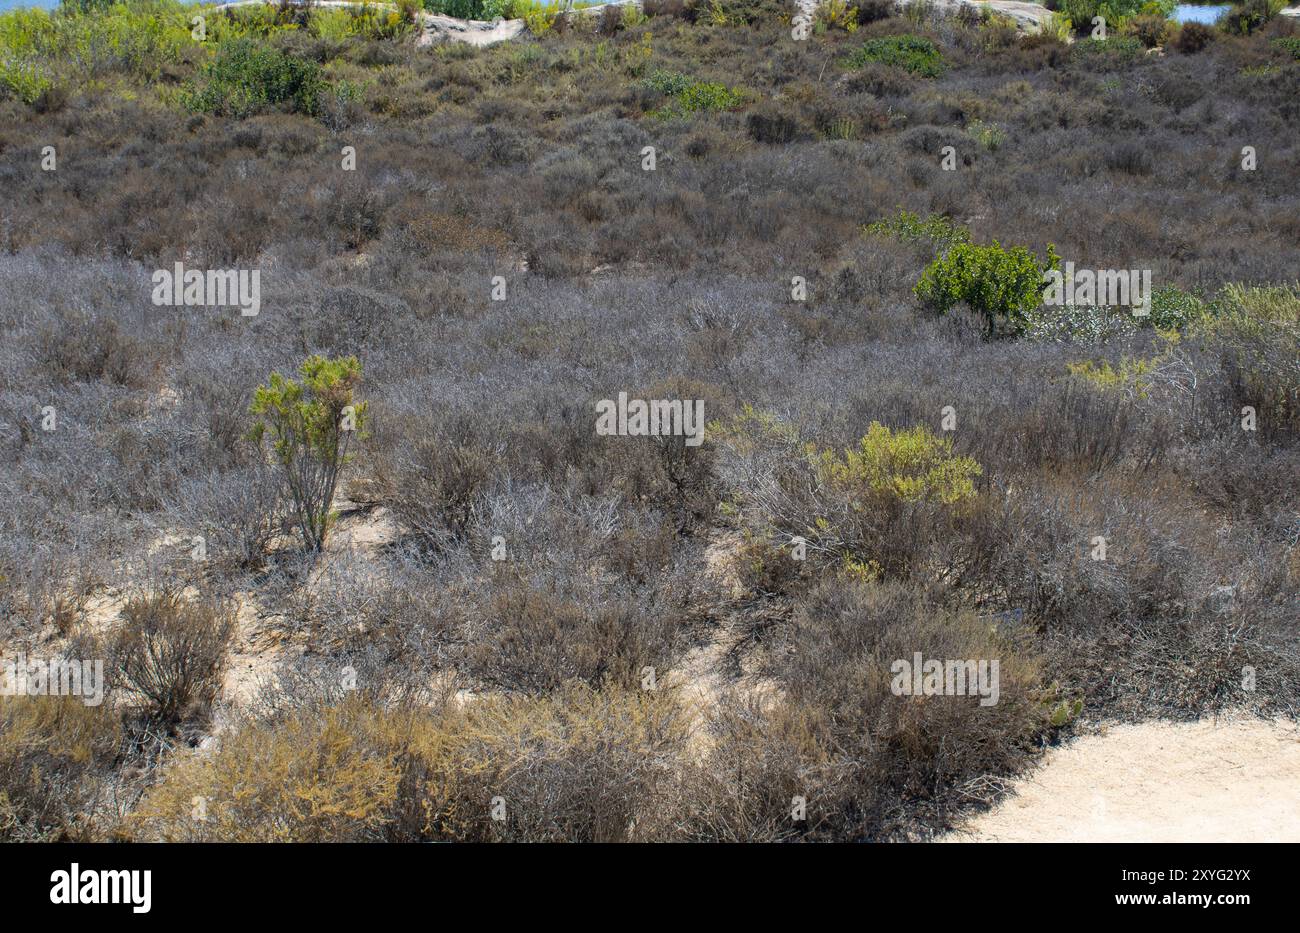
[914,240,1059,337]
[250,355,367,552]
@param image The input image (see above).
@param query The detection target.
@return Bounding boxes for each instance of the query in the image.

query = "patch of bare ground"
[942,716,1300,842]
[217,501,401,714]
[668,529,784,760]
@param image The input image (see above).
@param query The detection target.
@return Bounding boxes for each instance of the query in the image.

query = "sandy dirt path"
[943,716,1300,842]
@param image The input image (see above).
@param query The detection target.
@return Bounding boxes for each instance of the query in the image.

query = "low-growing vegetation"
[0,0,1296,843]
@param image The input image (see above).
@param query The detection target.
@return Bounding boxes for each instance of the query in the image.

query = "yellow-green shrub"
[1198,284,1300,440]
[813,422,981,507]
[0,695,123,841]
[1066,355,1159,398]
[717,412,986,582]
[128,684,690,842]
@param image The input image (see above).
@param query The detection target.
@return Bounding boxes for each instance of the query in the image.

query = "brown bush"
[684,578,1050,840]
[1174,21,1215,54]
[128,685,690,842]
[110,592,236,726]
[0,696,123,841]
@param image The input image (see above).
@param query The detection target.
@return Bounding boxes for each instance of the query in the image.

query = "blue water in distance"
[1172,4,1231,23]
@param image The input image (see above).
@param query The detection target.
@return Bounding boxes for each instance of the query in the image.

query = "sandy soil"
[943,716,1300,842]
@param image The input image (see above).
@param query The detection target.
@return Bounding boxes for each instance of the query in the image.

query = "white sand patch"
[943,716,1300,842]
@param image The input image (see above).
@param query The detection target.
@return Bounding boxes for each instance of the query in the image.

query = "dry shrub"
[37,313,156,390]
[1125,14,1172,50]
[686,577,1049,840]
[380,417,495,553]
[397,209,511,256]
[468,580,679,693]
[747,107,805,144]
[1203,285,1300,443]
[643,0,691,17]
[1174,22,1215,54]
[0,695,123,841]
[128,685,689,842]
[715,408,983,580]
[110,592,236,726]
[166,465,284,576]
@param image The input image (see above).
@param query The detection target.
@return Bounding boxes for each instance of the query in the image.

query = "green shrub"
[249,355,368,552]
[847,34,945,77]
[311,6,412,41]
[815,422,982,508]
[426,0,497,18]
[966,118,1005,151]
[642,69,745,118]
[1147,284,1207,331]
[1058,0,1174,33]
[185,38,325,118]
[1069,34,1146,66]
[0,4,183,102]
[0,9,56,103]
[864,210,972,254]
[1272,36,1300,61]
[694,0,791,27]
[1220,0,1285,36]
[915,240,1060,336]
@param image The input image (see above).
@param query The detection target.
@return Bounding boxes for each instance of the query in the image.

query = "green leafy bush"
[642,69,745,118]
[249,355,368,552]
[1069,34,1146,66]
[425,0,497,18]
[1147,285,1207,331]
[864,210,972,253]
[1272,36,1300,60]
[915,240,1060,336]
[310,6,412,41]
[1220,0,1285,35]
[185,38,325,118]
[1,3,193,102]
[846,34,945,77]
